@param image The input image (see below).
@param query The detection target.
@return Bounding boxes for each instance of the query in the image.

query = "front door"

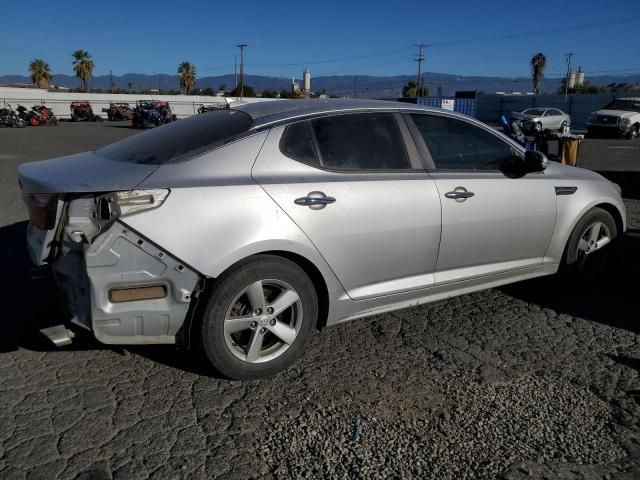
[406,113,556,284]
[253,112,442,300]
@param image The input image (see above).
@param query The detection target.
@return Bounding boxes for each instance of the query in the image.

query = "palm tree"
[530,53,547,95]
[29,59,52,88]
[72,50,95,92]
[178,62,197,95]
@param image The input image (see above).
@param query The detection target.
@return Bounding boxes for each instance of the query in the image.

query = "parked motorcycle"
[0,104,26,128]
[17,104,58,126]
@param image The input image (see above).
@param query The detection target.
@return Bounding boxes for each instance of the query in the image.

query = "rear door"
[253,112,442,300]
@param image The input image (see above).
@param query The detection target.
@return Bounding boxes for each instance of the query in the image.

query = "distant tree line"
[25,50,640,97]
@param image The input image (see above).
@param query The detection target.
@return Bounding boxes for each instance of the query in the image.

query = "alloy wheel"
[577,221,611,260]
[223,279,303,363]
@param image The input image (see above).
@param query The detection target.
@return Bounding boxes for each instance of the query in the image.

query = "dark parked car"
[102,103,133,121]
[70,101,96,122]
[198,104,227,114]
[132,100,175,128]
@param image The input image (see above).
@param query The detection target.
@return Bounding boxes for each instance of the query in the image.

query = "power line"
[428,17,640,48]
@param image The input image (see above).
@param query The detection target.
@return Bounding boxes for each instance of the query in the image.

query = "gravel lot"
[1,122,639,479]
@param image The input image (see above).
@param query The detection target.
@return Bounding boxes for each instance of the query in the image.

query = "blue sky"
[3,0,639,79]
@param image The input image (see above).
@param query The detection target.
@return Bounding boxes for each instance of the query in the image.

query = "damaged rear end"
[18,109,254,347]
[19,154,200,346]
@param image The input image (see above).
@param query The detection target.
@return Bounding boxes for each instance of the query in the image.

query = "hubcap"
[223,279,303,364]
[577,222,611,257]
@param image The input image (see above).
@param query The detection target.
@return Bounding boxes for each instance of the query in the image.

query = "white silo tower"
[576,66,585,86]
[303,69,311,92]
[568,70,576,89]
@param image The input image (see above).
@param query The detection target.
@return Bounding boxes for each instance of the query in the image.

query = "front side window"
[310,113,411,170]
[410,114,519,170]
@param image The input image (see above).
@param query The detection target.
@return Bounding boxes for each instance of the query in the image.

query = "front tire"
[559,120,568,133]
[199,255,317,380]
[627,124,639,140]
[563,207,618,274]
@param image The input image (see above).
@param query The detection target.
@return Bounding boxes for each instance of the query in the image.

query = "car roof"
[234,98,446,128]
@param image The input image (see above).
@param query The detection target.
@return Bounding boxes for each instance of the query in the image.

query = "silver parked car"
[512,107,571,133]
[19,99,625,379]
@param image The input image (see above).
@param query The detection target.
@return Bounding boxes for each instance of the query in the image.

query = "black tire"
[562,207,618,274]
[559,120,568,133]
[627,124,639,140]
[199,255,317,380]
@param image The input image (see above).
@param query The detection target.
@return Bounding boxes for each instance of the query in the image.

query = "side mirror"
[524,150,548,172]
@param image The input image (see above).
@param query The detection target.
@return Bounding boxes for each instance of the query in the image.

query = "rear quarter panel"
[127,134,344,297]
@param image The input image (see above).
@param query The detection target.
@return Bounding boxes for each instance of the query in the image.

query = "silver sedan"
[513,107,571,133]
[19,99,625,379]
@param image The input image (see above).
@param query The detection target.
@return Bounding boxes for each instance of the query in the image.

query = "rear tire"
[562,207,618,275]
[198,255,317,380]
[29,116,39,127]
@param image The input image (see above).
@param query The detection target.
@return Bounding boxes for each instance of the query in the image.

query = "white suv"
[587,98,640,139]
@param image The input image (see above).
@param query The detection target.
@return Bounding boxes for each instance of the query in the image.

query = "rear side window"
[97,109,253,164]
[311,113,411,170]
[279,121,319,166]
[411,114,517,170]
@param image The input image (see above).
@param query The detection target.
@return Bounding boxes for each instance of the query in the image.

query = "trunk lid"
[18,151,159,195]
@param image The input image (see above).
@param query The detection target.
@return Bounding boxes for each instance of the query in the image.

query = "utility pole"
[564,52,574,101]
[415,43,427,97]
[236,44,247,98]
[234,55,237,91]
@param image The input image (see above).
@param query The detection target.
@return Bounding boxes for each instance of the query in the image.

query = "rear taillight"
[97,189,170,219]
[27,193,58,230]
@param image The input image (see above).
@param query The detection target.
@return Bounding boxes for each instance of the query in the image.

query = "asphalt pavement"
[0,121,639,479]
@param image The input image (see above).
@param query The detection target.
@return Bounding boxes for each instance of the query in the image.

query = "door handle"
[444,187,475,202]
[294,191,336,210]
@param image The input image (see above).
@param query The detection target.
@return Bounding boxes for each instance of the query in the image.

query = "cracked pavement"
[1,123,639,479]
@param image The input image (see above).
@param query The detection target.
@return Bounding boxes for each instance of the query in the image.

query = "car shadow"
[0,221,213,376]
[103,123,139,130]
[501,231,640,335]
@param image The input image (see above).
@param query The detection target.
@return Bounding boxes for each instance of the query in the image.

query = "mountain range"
[2,72,639,97]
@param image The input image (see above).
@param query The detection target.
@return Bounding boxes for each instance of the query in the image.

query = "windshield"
[523,108,545,116]
[96,109,253,164]
[603,100,640,112]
